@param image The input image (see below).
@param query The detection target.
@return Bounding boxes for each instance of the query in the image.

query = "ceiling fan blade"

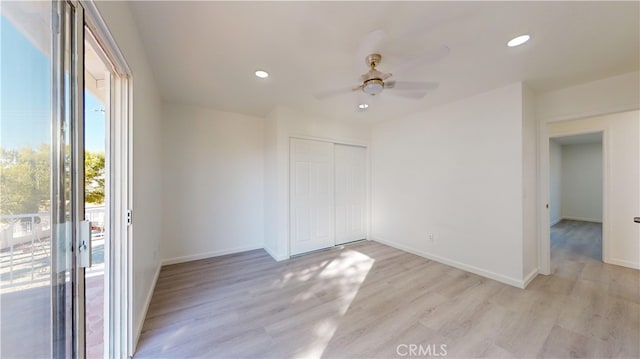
[381,72,392,80]
[385,80,439,91]
[391,45,450,75]
[356,29,385,67]
[386,91,428,100]
[313,86,355,100]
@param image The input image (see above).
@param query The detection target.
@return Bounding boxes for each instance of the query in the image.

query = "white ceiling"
[85,38,108,102]
[552,132,603,145]
[130,1,639,123]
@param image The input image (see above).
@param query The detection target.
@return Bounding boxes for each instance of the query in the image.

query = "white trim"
[126,71,135,359]
[560,216,603,224]
[606,258,640,270]
[264,245,289,262]
[537,118,551,275]
[132,263,160,353]
[372,237,528,289]
[550,217,563,226]
[539,125,609,275]
[81,1,133,357]
[82,0,131,76]
[522,268,539,288]
[161,245,264,266]
[289,134,368,148]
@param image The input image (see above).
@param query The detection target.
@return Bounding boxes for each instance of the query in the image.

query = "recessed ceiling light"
[358,103,369,110]
[255,70,269,78]
[507,34,530,47]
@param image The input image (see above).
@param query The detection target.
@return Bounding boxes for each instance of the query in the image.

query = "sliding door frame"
[70,2,86,357]
[81,1,133,357]
[52,1,88,357]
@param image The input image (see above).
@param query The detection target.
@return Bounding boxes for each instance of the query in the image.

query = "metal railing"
[0,206,105,292]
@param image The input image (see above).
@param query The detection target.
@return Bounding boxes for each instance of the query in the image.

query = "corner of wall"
[522,267,539,289]
[263,245,288,262]
[522,82,539,278]
[133,262,161,353]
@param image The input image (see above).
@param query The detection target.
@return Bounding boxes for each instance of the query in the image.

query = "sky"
[1,15,105,153]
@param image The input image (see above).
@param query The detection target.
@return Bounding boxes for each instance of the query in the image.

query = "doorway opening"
[84,28,110,359]
[548,132,604,271]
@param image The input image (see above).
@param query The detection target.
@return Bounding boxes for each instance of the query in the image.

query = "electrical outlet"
[428,233,434,241]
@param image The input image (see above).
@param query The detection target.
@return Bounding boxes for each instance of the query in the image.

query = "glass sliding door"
[1,1,85,358]
[0,2,59,357]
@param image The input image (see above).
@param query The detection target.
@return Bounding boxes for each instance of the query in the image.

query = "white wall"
[264,106,371,260]
[537,71,640,123]
[94,0,164,348]
[561,143,603,222]
[371,83,527,287]
[548,111,639,269]
[537,71,640,274]
[537,70,639,272]
[549,140,562,225]
[162,103,265,264]
[263,109,280,259]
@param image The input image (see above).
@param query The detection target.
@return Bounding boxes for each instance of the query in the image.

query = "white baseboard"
[134,263,161,353]
[522,268,539,288]
[371,236,527,288]
[550,217,562,226]
[605,257,640,270]
[561,216,602,223]
[264,245,289,262]
[161,244,264,265]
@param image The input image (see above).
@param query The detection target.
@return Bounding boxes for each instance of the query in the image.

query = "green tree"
[0,145,51,215]
[85,151,105,204]
[0,146,105,215]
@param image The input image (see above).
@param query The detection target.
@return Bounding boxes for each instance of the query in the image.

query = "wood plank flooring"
[135,221,639,358]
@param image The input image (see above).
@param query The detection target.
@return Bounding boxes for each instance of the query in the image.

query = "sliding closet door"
[290,139,335,255]
[335,144,367,245]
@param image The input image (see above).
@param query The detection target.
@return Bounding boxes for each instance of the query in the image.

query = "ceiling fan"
[354,53,440,97]
[314,30,450,101]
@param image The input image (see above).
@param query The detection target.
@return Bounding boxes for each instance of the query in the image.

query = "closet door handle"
[634,217,640,223]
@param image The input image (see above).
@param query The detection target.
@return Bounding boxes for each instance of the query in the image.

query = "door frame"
[52,2,85,356]
[82,1,133,357]
[538,122,608,275]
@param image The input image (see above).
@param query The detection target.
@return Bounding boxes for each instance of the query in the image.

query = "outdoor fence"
[0,206,105,292]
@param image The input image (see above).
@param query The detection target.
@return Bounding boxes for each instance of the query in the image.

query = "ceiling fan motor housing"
[363,78,384,95]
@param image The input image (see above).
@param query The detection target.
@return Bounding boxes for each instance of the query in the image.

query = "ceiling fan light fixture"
[255,70,269,78]
[363,79,384,95]
[507,34,530,47]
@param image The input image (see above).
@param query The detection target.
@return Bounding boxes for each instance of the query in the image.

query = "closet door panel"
[335,144,367,245]
[290,139,335,255]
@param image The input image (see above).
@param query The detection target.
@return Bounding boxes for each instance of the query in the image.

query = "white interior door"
[290,139,335,255]
[335,144,367,245]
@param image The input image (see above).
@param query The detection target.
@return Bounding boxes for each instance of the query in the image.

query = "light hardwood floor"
[135,221,639,358]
